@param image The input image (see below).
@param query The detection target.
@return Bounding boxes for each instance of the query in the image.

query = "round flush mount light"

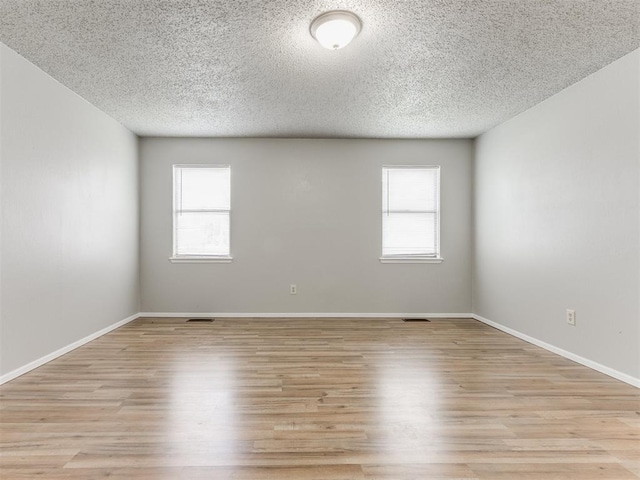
[310,10,362,50]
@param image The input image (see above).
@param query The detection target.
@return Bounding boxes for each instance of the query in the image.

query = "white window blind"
[173,165,230,258]
[382,166,440,258]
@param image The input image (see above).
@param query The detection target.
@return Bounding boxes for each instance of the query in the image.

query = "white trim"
[169,256,233,263]
[5,311,635,390]
[380,257,444,264]
[139,312,473,319]
[173,164,231,169]
[472,314,640,389]
[381,165,441,261]
[0,313,140,385]
[172,164,231,259]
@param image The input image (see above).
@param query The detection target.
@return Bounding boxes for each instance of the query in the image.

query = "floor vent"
[186,318,214,323]
[402,318,431,322]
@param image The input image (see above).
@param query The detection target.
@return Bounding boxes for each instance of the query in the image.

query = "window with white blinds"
[172,165,231,260]
[382,166,441,261]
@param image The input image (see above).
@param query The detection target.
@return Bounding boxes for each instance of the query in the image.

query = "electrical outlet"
[290,284,297,295]
[566,309,576,326]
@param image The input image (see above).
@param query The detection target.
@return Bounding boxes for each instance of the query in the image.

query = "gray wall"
[0,44,140,375]
[473,49,639,379]
[3,38,635,383]
[141,138,473,314]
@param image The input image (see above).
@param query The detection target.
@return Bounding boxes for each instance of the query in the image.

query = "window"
[171,165,231,263]
[381,166,442,263]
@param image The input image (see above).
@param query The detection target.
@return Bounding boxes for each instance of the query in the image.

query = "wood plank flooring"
[1,317,638,479]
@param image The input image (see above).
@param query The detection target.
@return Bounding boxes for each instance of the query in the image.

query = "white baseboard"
[138,312,474,319]
[5,311,636,390]
[0,312,140,385]
[473,314,640,388]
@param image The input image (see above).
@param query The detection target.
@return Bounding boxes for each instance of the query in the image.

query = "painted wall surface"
[473,49,640,379]
[141,138,473,314]
[0,44,139,375]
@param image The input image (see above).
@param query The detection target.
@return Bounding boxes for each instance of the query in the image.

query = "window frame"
[169,164,233,264]
[380,165,443,264]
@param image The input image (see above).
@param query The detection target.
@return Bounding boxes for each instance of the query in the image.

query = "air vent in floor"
[186,318,214,323]
[402,318,431,322]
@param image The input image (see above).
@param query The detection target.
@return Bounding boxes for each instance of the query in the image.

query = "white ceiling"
[0,0,638,138]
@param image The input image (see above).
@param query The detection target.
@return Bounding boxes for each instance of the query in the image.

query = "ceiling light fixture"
[310,10,362,50]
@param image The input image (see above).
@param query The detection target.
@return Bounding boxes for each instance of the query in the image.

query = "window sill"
[379,256,444,264]
[169,256,233,264]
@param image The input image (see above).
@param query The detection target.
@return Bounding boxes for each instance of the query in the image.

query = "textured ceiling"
[0,0,638,138]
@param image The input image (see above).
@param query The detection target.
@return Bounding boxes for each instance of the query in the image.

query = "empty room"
[0,1,639,479]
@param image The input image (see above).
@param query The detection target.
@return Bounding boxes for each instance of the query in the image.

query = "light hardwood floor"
[1,317,638,479]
